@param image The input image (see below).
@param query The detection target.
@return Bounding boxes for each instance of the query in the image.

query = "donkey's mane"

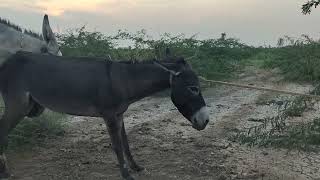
[117,57,185,65]
[0,17,22,32]
[0,17,43,40]
[24,29,43,40]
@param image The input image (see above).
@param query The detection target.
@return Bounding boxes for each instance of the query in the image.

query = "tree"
[302,0,320,14]
[220,33,226,41]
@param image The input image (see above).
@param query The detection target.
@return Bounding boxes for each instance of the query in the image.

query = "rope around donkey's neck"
[199,76,320,100]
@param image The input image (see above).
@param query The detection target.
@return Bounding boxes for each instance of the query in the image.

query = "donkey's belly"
[23,60,112,117]
[46,103,101,117]
[30,93,102,117]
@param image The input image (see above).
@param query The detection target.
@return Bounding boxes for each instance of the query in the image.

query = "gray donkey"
[0,14,61,179]
[0,51,209,180]
[0,14,61,62]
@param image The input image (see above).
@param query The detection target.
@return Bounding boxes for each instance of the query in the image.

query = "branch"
[302,0,320,14]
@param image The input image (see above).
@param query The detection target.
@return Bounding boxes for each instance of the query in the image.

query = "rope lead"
[199,76,320,100]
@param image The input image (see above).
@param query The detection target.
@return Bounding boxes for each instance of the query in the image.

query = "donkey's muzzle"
[192,119,209,131]
[191,106,210,131]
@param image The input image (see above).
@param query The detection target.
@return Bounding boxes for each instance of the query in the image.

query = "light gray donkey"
[0,14,61,62]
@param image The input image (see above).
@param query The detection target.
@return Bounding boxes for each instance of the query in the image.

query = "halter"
[169,71,181,86]
[153,60,181,87]
[19,33,24,49]
[169,73,174,86]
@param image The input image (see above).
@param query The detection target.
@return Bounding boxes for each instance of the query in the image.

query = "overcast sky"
[0,0,320,46]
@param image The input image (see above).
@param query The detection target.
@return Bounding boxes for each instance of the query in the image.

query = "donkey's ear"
[165,47,171,57]
[42,14,57,43]
[153,60,180,76]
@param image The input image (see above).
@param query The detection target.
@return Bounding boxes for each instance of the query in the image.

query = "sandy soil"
[6,66,320,180]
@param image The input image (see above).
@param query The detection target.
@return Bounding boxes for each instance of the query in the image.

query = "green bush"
[234,117,320,151]
[58,28,257,80]
[57,26,114,57]
[261,36,320,81]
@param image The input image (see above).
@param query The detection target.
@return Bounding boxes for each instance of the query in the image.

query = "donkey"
[0,14,62,119]
[0,14,61,61]
[0,14,62,179]
[0,51,209,180]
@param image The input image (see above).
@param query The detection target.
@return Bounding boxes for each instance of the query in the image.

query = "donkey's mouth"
[192,120,208,131]
[192,124,207,131]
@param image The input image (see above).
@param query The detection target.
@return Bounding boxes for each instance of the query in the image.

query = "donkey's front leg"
[104,114,134,180]
[120,120,144,172]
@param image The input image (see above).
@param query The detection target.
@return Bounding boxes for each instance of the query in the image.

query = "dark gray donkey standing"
[0,50,209,180]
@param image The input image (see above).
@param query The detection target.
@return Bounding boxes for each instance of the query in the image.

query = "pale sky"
[0,0,320,46]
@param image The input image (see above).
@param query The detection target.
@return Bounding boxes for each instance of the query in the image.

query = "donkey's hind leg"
[103,113,134,180]
[120,119,144,172]
[0,92,33,178]
[0,153,9,179]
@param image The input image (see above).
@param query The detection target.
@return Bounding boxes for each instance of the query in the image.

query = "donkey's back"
[0,23,43,53]
[0,14,61,63]
[1,52,115,117]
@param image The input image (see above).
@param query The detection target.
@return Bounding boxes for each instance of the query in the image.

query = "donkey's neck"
[0,24,43,53]
[113,63,171,103]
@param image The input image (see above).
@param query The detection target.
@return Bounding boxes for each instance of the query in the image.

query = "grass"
[275,118,320,150]
[8,111,66,149]
[247,50,280,69]
[255,93,280,106]
[233,117,320,151]
[232,91,320,151]
[0,98,66,149]
[283,97,308,117]
[261,37,320,82]
[231,36,320,151]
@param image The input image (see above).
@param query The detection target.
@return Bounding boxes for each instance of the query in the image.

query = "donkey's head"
[41,15,62,56]
[154,57,209,131]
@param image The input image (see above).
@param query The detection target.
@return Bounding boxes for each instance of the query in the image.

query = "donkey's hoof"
[0,171,10,179]
[124,176,135,180]
[131,164,144,172]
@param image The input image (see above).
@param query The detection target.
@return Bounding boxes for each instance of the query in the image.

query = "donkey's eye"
[187,86,200,95]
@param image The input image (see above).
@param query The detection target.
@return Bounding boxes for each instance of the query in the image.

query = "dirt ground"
[6,66,320,180]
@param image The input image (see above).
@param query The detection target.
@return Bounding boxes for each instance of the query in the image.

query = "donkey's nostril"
[205,119,209,125]
[193,119,198,126]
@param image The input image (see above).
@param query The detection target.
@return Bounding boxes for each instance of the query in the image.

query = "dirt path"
[6,67,320,180]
